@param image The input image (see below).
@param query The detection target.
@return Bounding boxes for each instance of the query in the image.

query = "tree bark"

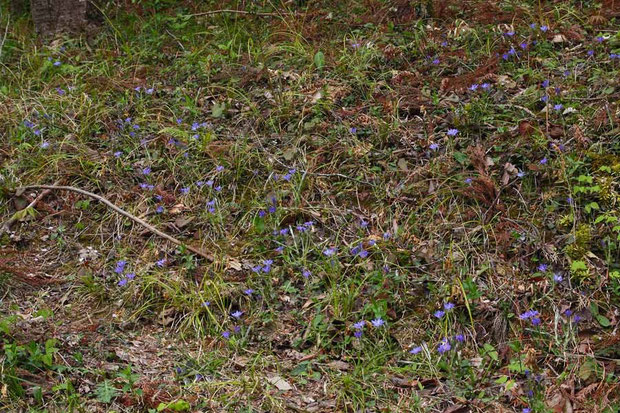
[30,0,89,36]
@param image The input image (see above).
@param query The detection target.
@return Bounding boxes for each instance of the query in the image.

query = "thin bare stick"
[189,9,291,17]
[17,185,214,262]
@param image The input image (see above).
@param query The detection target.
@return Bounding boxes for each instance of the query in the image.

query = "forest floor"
[1,1,620,412]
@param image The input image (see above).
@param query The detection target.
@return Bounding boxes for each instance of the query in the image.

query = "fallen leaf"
[397,158,408,171]
[327,360,351,371]
[169,203,186,214]
[266,375,293,391]
[174,216,194,229]
[552,34,567,43]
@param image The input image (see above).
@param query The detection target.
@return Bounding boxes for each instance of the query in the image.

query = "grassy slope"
[1,0,620,411]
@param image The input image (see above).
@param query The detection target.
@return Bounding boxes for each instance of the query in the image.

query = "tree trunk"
[30,0,89,36]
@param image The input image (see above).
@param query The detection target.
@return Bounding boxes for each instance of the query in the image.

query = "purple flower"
[33,129,41,136]
[323,247,337,257]
[437,339,451,354]
[383,232,391,240]
[233,325,241,333]
[56,87,65,95]
[455,334,465,342]
[564,309,573,317]
[596,36,604,42]
[275,246,284,253]
[371,318,385,328]
[444,302,455,311]
[231,310,243,319]
[261,260,273,273]
[244,288,254,295]
[409,346,423,354]
[540,25,548,32]
[156,258,166,268]
[216,165,224,172]
[517,170,525,178]
[53,61,61,66]
[354,330,363,338]
[202,301,211,307]
[114,260,127,274]
[481,83,491,90]
[279,228,289,236]
[40,141,50,149]
[519,310,539,320]
[523,408,532,413]
[542,79,550,88]
[126,273,136,280]
[180,187,189,194]
[429,142,440,151]
[553,273,563,282]
[540,157,548,164]
[531,317,541,326]
[142,167,151,175]
[302,269,311,278]
[447,128,459,136]
[434,310,445,319]
[251,265,262,273]
[353,321,365,330]
[529,23,537,29]
[358,249,369,258]
[432,58,440,65]
[114,151,122,158]
[504,31,515,37]
[573,314,582,323]
[222,331,231,339]
[587,50,594,56]
[350,127,357,134]
[464,177,473,184]
[554,104,563,111]
[469,84,479,91]
[537,264,548,272]
[145,88,154,94]
[520,42,528,50]
[117,278,128,287]
[258,210,266,218]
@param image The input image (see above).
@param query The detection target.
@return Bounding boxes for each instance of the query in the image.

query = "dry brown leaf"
[169,203,186,214]
[327,360,351,371]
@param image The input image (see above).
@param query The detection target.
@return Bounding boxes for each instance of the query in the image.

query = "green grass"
[1,0,620,411]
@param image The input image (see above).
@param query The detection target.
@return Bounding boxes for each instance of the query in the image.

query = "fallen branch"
[188,9,297,18]
[15,185,214,262]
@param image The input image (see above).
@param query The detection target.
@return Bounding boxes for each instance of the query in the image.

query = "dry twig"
[13,185,214,262]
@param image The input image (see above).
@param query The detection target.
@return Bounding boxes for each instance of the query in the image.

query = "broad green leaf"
[314,51,325,70]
